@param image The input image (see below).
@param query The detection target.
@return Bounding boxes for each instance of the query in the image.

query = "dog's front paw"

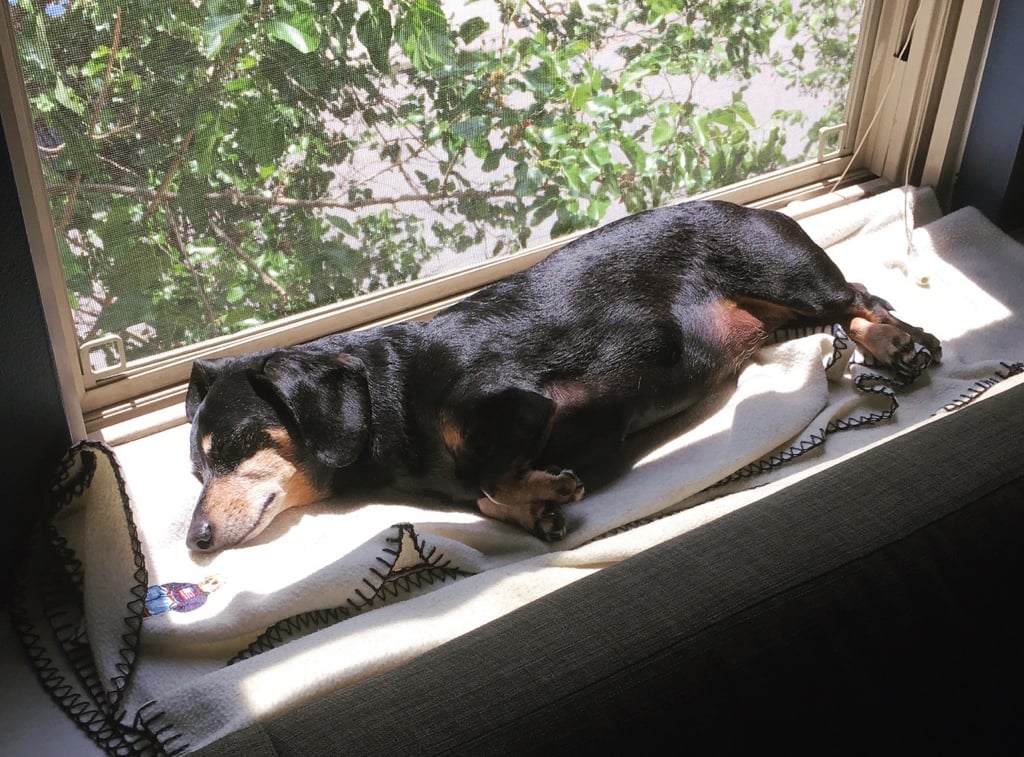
[545,467,585,502]
[894,341,934,380]
[476,467,586,540]
[532,468,583,540]
[534,505,567,541]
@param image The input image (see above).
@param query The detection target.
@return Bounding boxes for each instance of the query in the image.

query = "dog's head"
[184,350,371,551]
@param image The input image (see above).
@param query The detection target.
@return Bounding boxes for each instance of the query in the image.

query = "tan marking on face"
[262,427,323,505]
[201,433,213,456]
[266,426,292,447]
[196,430,327,547]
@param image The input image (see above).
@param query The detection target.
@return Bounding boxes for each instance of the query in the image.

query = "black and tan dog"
[184,200,940,551]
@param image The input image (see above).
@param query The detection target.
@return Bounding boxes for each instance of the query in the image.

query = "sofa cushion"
[197,382,1024,755]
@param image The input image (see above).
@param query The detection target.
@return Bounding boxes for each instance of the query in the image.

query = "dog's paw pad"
[534,506,567,541]
[889,335,933,379]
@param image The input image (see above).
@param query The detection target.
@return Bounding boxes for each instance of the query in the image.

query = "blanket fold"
[15,186,1024,755]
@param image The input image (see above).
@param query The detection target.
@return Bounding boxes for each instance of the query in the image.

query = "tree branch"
[142,129,192,222]
[57,171,81,235]
[87,5,122,138]
[207,216,289,303]
[167,204,217,327]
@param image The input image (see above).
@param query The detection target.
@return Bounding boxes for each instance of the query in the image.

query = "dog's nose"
[187,518,215,551]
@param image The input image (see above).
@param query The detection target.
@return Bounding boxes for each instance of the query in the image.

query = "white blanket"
[19,187,1024,754]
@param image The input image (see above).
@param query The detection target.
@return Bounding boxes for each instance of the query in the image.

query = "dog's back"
[418,201,850,433]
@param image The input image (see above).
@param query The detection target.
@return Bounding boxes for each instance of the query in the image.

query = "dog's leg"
[723,210,941,379]
[477,467,584,540]
[736,285,940,380]
[446,387,585,540]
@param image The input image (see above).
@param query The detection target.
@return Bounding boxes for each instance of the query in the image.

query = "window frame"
[0,0,997,440]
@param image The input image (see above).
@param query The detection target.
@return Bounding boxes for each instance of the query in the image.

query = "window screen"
[7,0,860,371]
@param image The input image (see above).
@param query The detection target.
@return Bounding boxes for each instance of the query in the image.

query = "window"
[0,0,996,437]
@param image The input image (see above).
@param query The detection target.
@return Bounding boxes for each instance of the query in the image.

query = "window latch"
[818,123,847,162]
[79,334,127,388]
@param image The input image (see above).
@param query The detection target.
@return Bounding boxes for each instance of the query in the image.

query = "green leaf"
[562,162,583,194]
[619,135,648,172]
[266,15,321,54]
[451,116,489,141]
[692,115,709,148]
[356,3,393,73]
[569,83,591,111]
[619,64,653,89]
[551,207,586,238]
[513,163,544,197]
[54,77,85,116]
[21,13,55,72]
[482,148,503,172]
[326,215,356,235]
[709,108,737,129]
[30,93,55,114]
[236,97,286,165]
[396,0,453,72]
[539,124,571,147]
[203,12,244,58]
[652,118,674,147]
[585,142,612,168]
[96,292,154,333]
[192,112,222,176]
[732,99,756,128]
[226,284,247,304]
[458,17,488,44]
[586,194,611,223]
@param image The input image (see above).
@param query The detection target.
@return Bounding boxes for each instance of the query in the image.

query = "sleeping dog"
[184,200,940,551]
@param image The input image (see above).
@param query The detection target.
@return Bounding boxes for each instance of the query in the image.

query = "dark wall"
[951,0,1024,229]
[0,114,72,599]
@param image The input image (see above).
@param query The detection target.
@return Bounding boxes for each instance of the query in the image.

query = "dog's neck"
[342,322,424,466]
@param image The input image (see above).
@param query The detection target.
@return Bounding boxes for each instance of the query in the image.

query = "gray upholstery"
[197,383,1024,755]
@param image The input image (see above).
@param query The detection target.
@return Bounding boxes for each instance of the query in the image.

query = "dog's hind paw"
[848,318,938,380]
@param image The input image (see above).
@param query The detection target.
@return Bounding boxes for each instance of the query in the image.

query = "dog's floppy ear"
[185,358,223,422]
[185,354,267,422]
[259,352,370,468]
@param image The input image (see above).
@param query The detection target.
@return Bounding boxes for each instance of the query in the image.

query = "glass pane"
[7,0,861,366]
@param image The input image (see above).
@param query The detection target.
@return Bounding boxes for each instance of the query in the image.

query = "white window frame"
[0,0,998,441]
